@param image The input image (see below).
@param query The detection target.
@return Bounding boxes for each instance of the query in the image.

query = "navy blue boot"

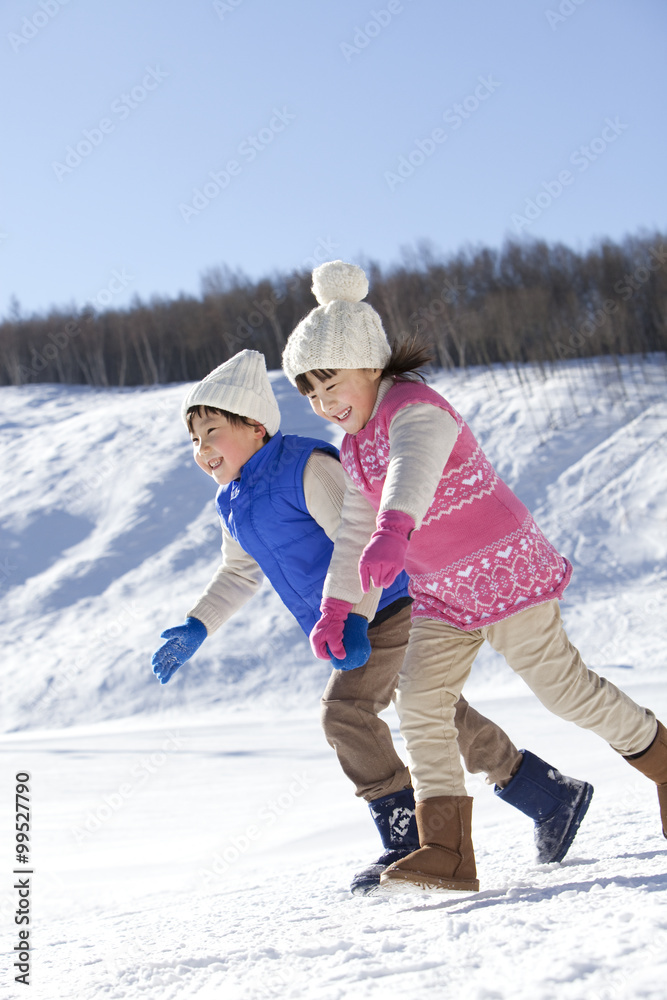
[350,788,420,896]
[495,749,594,863]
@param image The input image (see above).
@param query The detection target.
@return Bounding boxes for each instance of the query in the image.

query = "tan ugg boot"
[624,721,667,838]
[379,795,480,894]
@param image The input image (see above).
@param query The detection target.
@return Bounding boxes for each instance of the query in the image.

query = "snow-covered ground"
[1,355,666,999]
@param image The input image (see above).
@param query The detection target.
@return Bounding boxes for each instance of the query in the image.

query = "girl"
[282,260,667,895]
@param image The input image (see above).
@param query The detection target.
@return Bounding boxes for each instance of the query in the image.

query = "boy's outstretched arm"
[151,523,264,683]
[187,522,264,633]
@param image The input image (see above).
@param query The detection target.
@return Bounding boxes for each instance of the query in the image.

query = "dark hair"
[294,337,434,395]
[186,404,270,443]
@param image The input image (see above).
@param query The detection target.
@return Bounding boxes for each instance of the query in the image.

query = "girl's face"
[305,368,382,434]
[189,411,266,485]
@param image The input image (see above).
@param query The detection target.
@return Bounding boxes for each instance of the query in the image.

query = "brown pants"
[320,605,522,802]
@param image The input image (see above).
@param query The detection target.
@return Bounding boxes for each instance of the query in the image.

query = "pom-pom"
[312,260,369,306]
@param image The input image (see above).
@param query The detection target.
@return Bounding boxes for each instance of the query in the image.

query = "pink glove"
[359,510,415,593]
[310,597,354,660]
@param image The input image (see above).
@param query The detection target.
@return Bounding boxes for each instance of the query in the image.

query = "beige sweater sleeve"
[187,522,265,635]
[322,394,459,602]
[303,450,381,621]
[302,449,346,541]
[380,403,459,527]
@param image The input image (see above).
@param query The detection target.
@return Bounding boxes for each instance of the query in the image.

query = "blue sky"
[2,0,666,317]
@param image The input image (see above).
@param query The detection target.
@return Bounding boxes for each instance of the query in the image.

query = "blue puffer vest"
[215,432,409,636]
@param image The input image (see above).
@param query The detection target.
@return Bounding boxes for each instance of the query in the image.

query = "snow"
[1,355,666,999]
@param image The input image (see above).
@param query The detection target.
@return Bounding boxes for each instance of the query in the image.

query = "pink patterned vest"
[340,379,572,630]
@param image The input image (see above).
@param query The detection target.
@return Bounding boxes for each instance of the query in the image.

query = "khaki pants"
[396,599,658,800]
[320,604,522,802]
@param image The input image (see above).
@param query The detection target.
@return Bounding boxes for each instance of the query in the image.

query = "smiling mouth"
[334,407,351,421]
[209,458,223,470]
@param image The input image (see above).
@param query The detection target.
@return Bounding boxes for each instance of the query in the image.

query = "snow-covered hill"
[1,355,665,732]
[1,356,666,1000]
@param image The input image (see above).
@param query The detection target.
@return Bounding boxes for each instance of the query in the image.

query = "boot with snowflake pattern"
[350,787,419,896]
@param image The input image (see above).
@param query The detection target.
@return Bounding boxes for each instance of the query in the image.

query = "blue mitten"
[330,614,372,671]
[151,616,207,684]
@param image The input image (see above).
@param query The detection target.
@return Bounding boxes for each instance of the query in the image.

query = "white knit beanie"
[181,349,281,436]
[282,260,391,385]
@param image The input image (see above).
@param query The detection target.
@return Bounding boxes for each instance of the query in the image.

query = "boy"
[151,349,593,894]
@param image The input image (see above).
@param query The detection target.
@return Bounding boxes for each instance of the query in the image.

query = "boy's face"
[305,368,382,435]
[189,411,266,485]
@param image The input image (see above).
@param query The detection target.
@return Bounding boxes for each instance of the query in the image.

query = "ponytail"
[382,337,434,383]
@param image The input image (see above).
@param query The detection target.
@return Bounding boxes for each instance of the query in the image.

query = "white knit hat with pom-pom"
[282,260,391,385]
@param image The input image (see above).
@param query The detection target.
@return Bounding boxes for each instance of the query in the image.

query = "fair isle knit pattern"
[421,446,497,525]
[407,516,570,625]
[340,379,572,630]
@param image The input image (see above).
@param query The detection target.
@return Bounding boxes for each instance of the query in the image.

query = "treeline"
[2,231,665,387]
